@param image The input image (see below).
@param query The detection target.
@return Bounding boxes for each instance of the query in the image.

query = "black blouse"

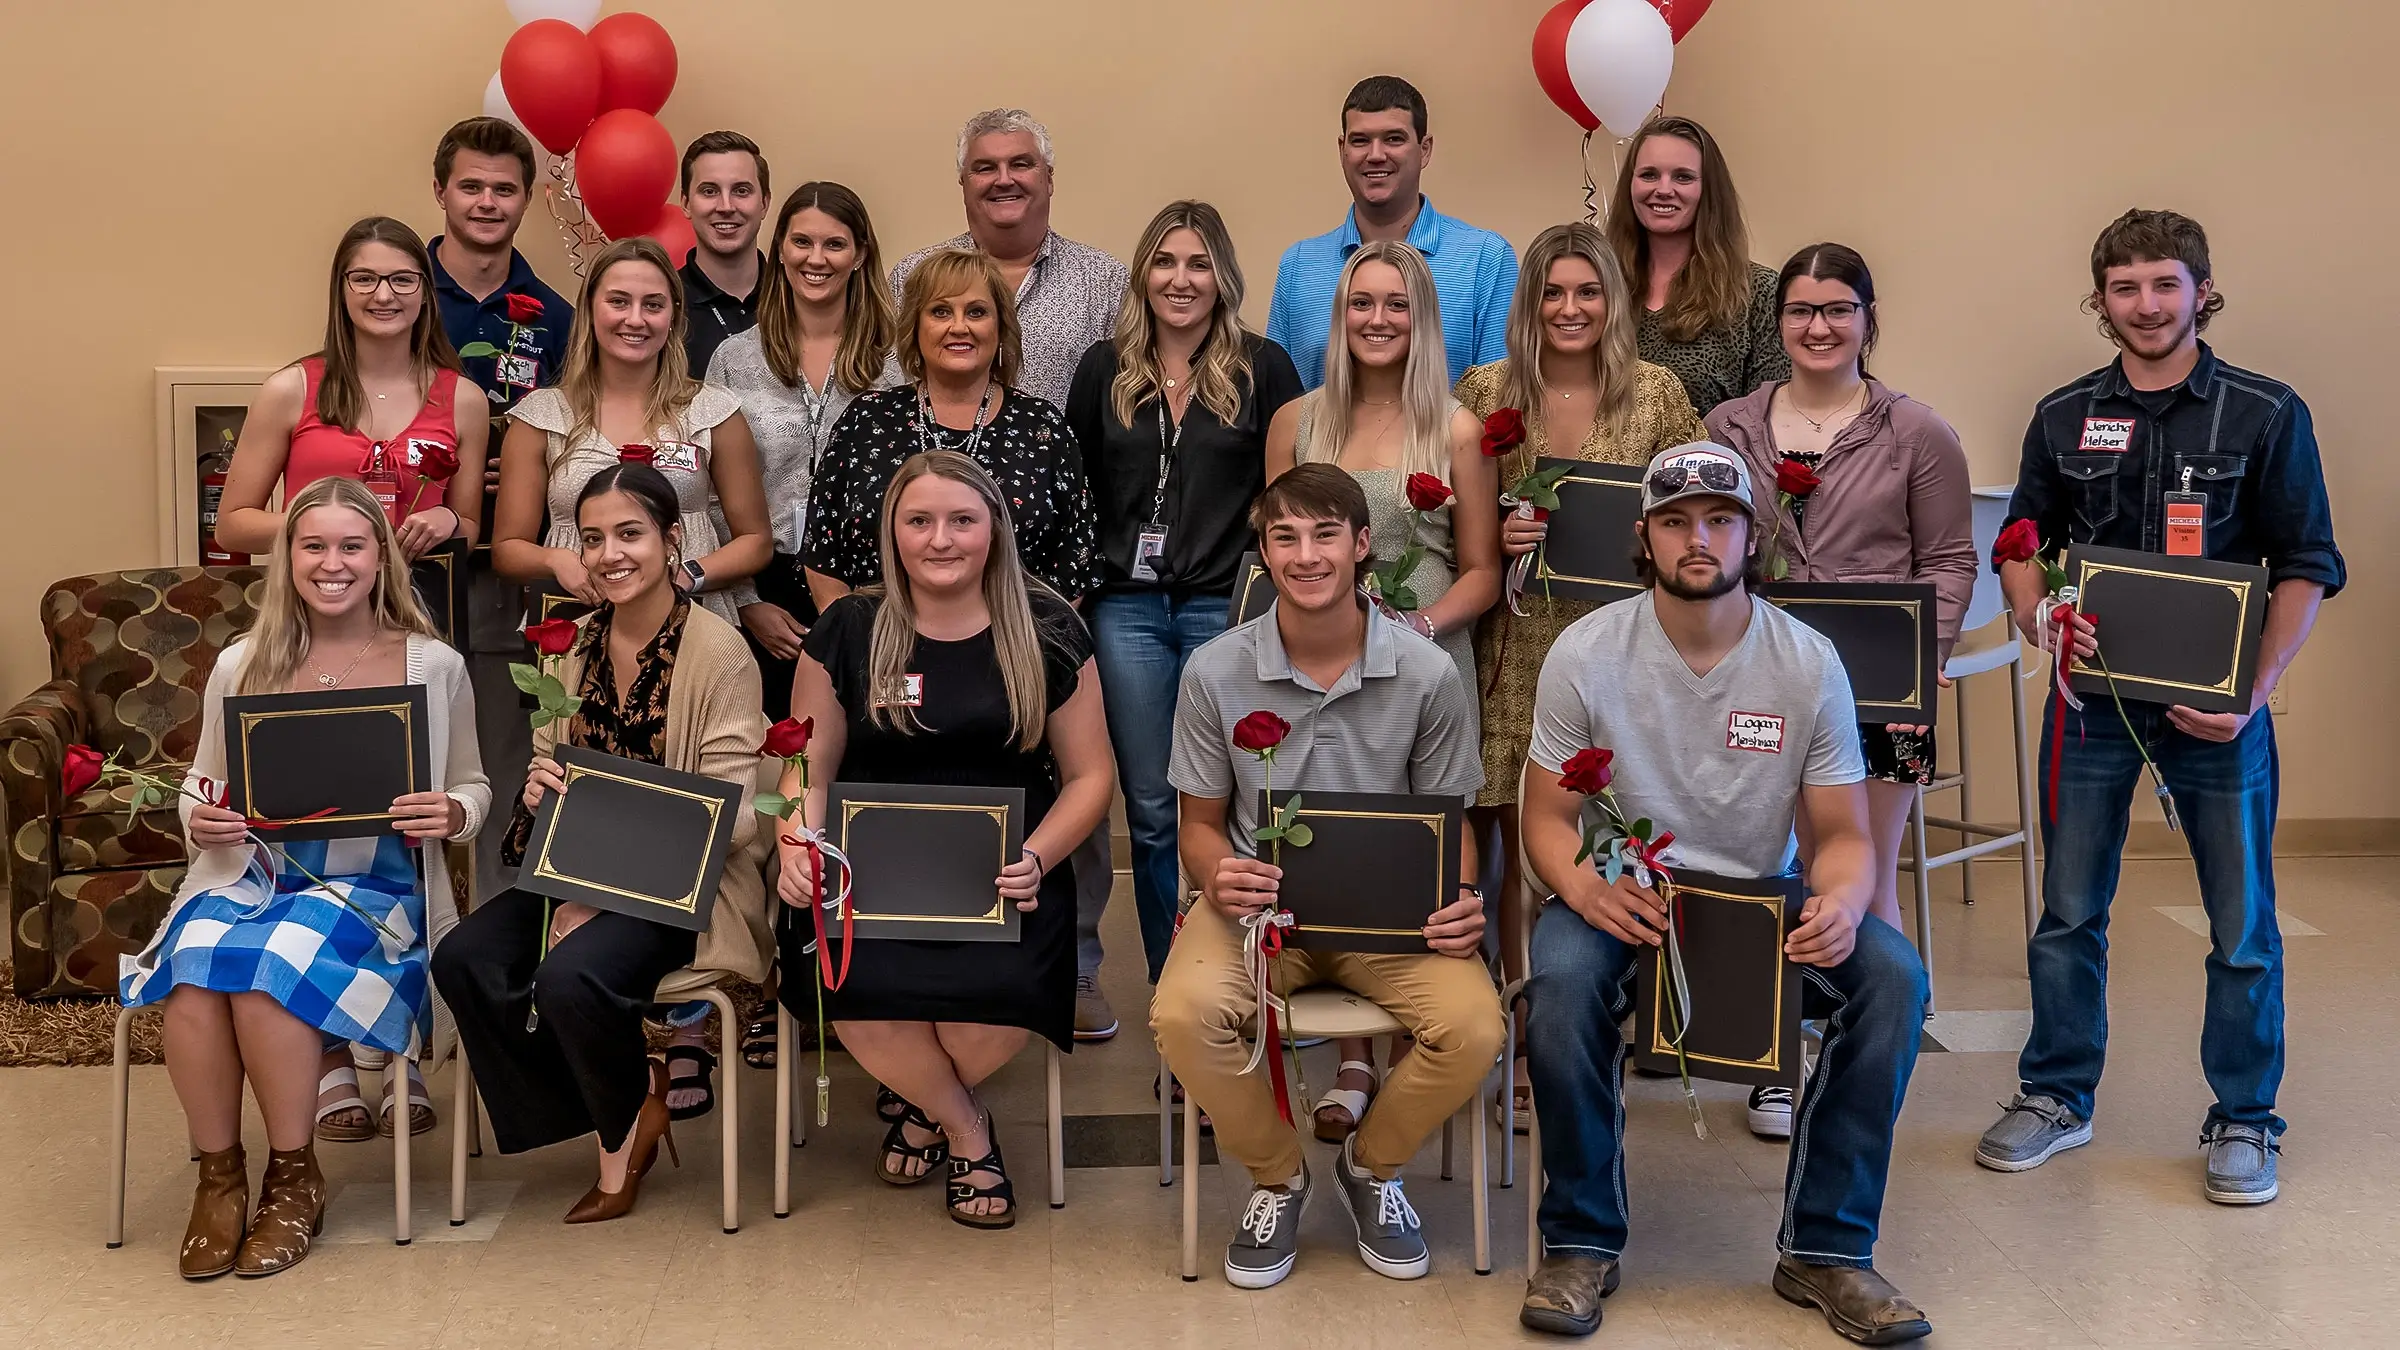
[1065,332,1303,596]
[801,385,1096,598]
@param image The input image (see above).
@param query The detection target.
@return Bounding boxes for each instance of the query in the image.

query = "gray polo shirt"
[1169,599,1483,857]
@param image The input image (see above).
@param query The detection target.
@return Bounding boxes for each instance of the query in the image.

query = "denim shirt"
[2001,343,2344,596]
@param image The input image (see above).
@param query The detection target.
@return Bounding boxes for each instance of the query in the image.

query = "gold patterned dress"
[1458,359,1705,806]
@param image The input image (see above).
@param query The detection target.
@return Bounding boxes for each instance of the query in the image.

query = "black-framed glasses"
[1780,300,1862,327]
[1647,460,1743,496]
[344,269,425,296]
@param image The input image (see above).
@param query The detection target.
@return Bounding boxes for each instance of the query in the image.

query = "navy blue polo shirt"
[429,237,573,415]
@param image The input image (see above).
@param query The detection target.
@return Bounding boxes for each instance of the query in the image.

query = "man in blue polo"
[426,115,572,904]
[1266,75,1516,389]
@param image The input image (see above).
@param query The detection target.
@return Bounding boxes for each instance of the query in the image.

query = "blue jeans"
[1088,590,1229,982]
[2022,699,2284,1131]
[1525,900,1926,1266]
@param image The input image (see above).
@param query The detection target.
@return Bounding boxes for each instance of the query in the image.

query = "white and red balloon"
[1533,0,1705,137]
[489,5,687,257]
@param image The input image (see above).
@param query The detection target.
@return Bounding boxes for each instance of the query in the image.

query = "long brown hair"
[311,217,463,433]
[754,181,896,394]
[1499,223,1640,442]
[894,250,1022,390]
[556,237,701,449]
[1606,115,1754,343]
[239,477,439,697]
[1301,241,1454,483]
[1110,200,1253,428]
[863,452,1064,750]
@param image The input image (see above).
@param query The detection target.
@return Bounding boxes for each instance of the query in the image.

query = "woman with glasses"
[209,215,488,1142]
[1704,242,1974,1141]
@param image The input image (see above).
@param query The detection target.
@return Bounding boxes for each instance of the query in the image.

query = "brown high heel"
[179,1144,248,1280]
[233,1145,325,1277]
[564,1058,679,1224]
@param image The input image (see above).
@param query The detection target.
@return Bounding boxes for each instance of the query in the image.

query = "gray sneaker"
[2200,1122,2280,1204]
[1974,1094,2093,1172]
[1073,973,1118,1041]
[1223,1169,1307,1289]
[1336,1134,1429,1280]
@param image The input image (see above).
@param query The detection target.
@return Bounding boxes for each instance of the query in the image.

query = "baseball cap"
[1640,442,1755,517]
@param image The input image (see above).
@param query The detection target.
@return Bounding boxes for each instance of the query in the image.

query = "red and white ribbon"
[1237,906,1297,1126]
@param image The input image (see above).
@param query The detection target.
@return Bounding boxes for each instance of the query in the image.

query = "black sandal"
[739,1016,777,1071]
[662,1046,717,1123]
[875,1104,948,1186]
[874,1085,909,1124]
[946,1116,1015,1230]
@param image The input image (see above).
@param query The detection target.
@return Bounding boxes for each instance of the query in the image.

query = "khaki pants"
[1150,899,1503,1183]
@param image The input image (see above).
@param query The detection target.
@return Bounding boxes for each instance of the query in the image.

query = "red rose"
[1558,746,1614,796]
[1479,408,1526,458]
[505,292,545,325]
[1231,710,1291,756]
[761,717,814,758]
[411,441,459,482]
[1404,472,1454,513]
[618,444,656,465]
[525,618,581,657]
[61,744,105,799]
[1775,456,1822,497]
[1992,518,2041,568]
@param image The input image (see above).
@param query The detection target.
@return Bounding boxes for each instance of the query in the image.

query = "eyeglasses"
[344,269,425,297]
[1647,460,1743,496]
[1780,301,1862,328]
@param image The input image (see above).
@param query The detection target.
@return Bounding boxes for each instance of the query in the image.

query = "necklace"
[1791,383,1864,433]
[309,631,381,688]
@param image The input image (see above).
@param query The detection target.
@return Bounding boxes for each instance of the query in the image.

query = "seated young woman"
[122,475,489,1280]
[774,450,1113,1229]
[431,463,772,1225]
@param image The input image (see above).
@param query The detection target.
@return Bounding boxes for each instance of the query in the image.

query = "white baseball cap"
[1640,442,1756,517]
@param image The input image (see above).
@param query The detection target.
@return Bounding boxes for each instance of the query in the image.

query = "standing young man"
[427,116,572,905]
[1976,210,2343,1205]
[1154,463,1501,1290]
[1265,75,1517,389]
[677,130,769,374]
[890,107,1129,1036]
[1517,444,1931,1344]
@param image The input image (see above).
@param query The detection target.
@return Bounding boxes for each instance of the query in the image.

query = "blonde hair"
[755,181,896,395]
[239,477,438,696]
[556,237,701,449]
[1499,223,1640,442]
[863,452,1064,751]
[1606,114,1755,344]
[1303,241,1454,482]
[1110,200,1253,429]
[895,250,1023,390]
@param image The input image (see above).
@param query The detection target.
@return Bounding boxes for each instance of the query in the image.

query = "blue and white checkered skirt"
[122,834,429,1057]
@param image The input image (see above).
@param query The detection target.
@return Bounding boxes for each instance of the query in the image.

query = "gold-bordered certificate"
[516,745,742,932]
[1530,459,1646,605]
[830,783,1027,943]
[1263,789,1464,955]
[1631,872,1807,1089]
[2065,545,2266,714]
[223,684,432,841]
[1761,581,1941,720]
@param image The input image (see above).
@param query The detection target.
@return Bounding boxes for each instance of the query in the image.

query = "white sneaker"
[1748,1086,1795,1139]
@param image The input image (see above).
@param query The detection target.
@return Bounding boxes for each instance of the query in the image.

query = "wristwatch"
[680,559,708,593]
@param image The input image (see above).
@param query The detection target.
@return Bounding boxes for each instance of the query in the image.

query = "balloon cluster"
[1531,0,1708,137]
[482,1,690,272]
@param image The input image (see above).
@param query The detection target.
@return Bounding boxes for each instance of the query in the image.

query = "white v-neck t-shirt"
[1528,592,1863,880]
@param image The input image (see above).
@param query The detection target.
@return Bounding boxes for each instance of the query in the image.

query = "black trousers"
[742,552,820,721]
[432,888,696,1153]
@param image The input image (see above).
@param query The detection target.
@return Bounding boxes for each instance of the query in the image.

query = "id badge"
[1130,526,1169,582]
[361,460,401,523]
[653,440,700,473]
[790,502,810,556]
[2164,491,2206,557]
[494,352,538,390]
[875,673,925,708]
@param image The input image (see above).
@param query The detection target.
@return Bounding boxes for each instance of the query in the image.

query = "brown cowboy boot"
[1519,1254,1620,1336]
[179,1144,247,1280]
[234,1145,326,1278]
[1772,1256,1933,1344]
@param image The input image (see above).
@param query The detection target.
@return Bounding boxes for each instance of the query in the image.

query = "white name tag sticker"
[1727,711,1787,755]
[494,352,539,390]
[652,441,700,473]
[2078,417,2135,452]
[874,673,924,709]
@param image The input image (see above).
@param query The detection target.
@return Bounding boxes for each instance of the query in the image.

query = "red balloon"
[499,19,600,155]
[1532,0,1600,131]
[576,109,679,239]
[589,12,678,116]
[640,203,697,268]
[1648,0,1714,42]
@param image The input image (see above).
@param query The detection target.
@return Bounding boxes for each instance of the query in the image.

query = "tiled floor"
[3,855,2392,1348]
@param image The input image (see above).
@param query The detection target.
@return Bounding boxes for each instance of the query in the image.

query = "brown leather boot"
[1772,1256,1933,1344]
[234,1145,326,1278]
[1519,1254,1620,1336]
[179,1145,247,1280]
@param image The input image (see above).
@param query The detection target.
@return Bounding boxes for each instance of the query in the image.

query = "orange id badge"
[2164,492,2205,557]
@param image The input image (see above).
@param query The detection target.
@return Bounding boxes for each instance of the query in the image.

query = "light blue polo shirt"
[1265,196,1517,390]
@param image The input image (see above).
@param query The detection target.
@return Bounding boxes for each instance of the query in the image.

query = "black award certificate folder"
[409,539,471,648]
[517,745,742,932]
[527,585,596,628]
[2065,545,2267,715]
[1261,790,1463,954]
[223,684,433,841]
[1761,581,1940,721]
[1530,458,1645,604]
[1631,871,1806,1089]
[1228,550,1275,628]
[831,783,1027,943]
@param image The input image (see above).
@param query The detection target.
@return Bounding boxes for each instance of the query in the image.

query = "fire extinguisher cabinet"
[154,367,279,567]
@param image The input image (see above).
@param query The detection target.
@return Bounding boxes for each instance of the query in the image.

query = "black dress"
[779,591,1091,1049]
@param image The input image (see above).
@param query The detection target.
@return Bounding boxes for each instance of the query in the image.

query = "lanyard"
[794,366,835,475]
[1150,398,1186,525]
[914,382,996,462]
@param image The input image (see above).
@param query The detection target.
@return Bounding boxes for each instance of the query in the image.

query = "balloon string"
[1579,129,1599,226]
[545,152,607,277]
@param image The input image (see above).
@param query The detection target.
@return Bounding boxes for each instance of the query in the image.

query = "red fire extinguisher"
[200,428,247,565]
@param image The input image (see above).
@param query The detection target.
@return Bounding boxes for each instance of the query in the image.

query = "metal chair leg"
[1471,1077,1491,1275]
[449,1052,471,1226]
[1157,1051,1174,1188]
[1911,784,1937,1012]
[1525,1106,1542,1279]
[1180,1083,1200,1281]
[2010,653,2042,941]
[697,987,742,1234]
[1441,1116,1455,1181]
[1046,1042,1066,1210]
[1500,1010,1516,1189]
[1956,682,1977,906]
[107,1004,134,1249]
[774,1001,793,1219]
[389,1058,412,1245]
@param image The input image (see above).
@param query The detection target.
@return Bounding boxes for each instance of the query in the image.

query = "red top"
[285,357,462,524]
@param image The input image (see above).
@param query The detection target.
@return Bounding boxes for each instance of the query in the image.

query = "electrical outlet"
[2267,682,2288,716]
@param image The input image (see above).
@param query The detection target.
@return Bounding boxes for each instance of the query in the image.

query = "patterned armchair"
[3,568,263,997]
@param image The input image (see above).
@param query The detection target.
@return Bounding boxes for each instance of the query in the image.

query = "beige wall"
[0,0,2390,817]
